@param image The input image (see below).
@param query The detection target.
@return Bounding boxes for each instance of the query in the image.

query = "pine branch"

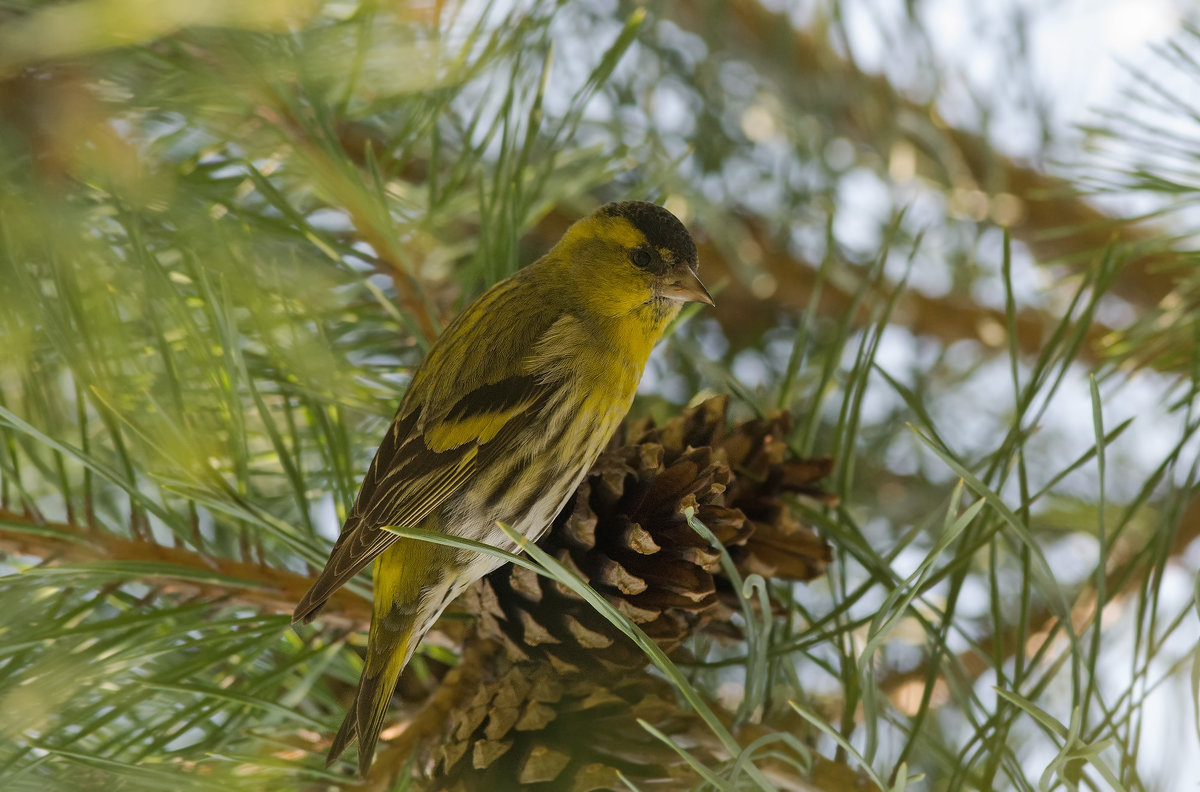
[254,101,443,345]
[876,485,1200,716]
[0,508,371,627]
[688,0,1183,295]
[666,0,1183,363]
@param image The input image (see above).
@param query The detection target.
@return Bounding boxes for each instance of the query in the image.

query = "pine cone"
[426,651,721,792]
[376,647,848,792]
[461,396,834,671]
[368,647,867,792]
[713,407,836,584]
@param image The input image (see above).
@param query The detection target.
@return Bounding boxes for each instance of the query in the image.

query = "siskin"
[293,201,713,775]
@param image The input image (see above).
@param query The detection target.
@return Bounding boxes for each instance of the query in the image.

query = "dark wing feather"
[292,373,552,624]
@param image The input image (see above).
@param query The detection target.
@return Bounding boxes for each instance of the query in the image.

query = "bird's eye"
[632,249,652,269]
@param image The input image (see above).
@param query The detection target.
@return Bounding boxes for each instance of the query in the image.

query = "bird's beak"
[659,267,715,306]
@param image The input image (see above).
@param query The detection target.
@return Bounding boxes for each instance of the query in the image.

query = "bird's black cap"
[599,201,698,269]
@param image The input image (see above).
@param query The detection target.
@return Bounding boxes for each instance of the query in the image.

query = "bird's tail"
[321,609,415,777]
[325,540,455,776]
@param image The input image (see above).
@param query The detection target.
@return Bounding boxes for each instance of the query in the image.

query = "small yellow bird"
[293,201,712,774]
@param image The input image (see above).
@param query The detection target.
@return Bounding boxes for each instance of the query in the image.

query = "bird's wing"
[292,370,556,623]
[292,266,565,624]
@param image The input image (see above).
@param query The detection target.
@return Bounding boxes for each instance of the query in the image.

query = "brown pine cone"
[427,651,721,792]
[461,396,834,671]
[364,646,870,792]
[711,405,836,586]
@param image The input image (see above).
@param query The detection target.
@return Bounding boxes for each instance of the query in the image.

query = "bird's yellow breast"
[524,308,668,400]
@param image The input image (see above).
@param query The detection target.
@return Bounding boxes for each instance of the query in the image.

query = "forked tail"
[325,598,422,776]
[324,537,461,776]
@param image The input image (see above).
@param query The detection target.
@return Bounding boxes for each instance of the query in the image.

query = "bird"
[292,200,712,775]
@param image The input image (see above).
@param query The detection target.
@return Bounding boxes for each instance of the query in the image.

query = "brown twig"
[0,508,371,627]
[675,0,1184,311]
[650,0,1191,367]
